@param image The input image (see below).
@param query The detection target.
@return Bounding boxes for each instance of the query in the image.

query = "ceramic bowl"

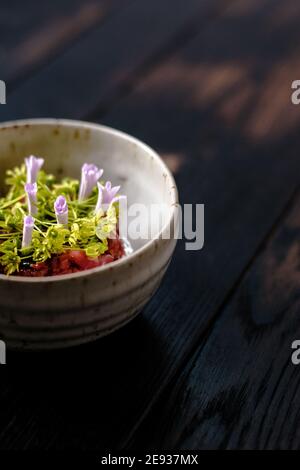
[0,119,178,350]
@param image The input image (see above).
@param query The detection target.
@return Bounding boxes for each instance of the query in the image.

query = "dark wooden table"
[1,0,300,450]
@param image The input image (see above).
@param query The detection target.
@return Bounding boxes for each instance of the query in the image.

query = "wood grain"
[0,0,225,120]
[132,189,300,450]
[0,1,128,85]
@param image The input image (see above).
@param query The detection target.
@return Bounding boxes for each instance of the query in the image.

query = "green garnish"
[0,159,120,275]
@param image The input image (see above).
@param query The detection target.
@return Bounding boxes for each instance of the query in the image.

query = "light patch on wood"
[9,2,106,75]
[161,153,185,174]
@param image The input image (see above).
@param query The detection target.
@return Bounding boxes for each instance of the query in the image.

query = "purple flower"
[22,215,34,249]
[25,155,44,184]
[95,181,121,213]
[78,163,103,201]
[25,182,38,215]
[54,196,68,225]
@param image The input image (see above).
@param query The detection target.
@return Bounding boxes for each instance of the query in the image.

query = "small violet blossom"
[22,215,34,249]
[25,182,38,215]
[54,196,68,225]
[78,163,103,201]
[25,155,44,184]
[95,181,121,214]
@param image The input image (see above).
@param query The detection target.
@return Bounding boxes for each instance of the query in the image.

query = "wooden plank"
[132,189,300,450]
[67,0,300,449]
[0,0,225,121]
[1,0,300,450]
[0,0,130,85]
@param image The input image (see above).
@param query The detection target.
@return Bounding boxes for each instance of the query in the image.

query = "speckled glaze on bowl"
[0,119,178,350]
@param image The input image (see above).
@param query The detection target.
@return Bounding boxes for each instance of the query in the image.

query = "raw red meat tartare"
[18,236,125,277]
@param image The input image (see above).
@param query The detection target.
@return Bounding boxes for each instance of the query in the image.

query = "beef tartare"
[0,156,129,276]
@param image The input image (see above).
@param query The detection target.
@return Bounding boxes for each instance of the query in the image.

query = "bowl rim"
[0,118,179,283]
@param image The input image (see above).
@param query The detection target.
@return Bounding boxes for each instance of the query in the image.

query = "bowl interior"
[0,119,176,251]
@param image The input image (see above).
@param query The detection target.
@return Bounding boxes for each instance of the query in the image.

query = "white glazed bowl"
[0,119,178,350]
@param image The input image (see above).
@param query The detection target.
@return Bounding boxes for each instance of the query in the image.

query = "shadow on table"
[3,312,165,449]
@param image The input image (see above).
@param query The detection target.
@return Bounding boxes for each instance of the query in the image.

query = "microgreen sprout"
[25,155,44,184]
[54,196,68,225]
[22,215,34,249]
[25,182,38,215]
[78,163,103,201]
[95,181,121,214]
